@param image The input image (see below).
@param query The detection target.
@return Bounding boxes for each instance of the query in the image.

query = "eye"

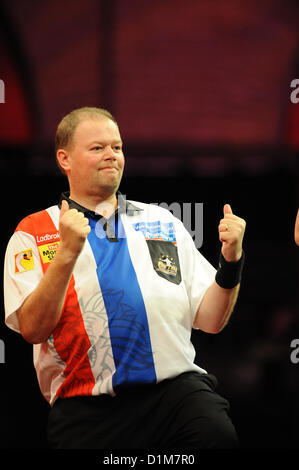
[91,145,103,151]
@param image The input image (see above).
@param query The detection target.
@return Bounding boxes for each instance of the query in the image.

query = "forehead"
[72,117,121,145]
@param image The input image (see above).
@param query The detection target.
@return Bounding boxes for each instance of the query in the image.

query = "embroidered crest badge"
[14,249,34,273]
[146,239,181,285]
[157,254,178,277]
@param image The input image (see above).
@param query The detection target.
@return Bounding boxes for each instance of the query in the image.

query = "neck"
[69,190,118,218]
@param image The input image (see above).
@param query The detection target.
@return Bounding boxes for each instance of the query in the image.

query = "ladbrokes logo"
[36,232,60,244]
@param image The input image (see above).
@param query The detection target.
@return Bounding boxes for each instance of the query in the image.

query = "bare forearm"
[17,248,77,344]
[193,281,240,333]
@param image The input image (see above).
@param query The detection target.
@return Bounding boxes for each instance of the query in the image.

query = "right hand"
[59,200,91,257]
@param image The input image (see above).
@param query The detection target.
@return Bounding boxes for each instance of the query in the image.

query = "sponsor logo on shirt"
[36,232,60,244]
[133,221,176,244]
[14,249,34,273]
[35,232,60,264]
[157,254,178,277]
[38,242,60,264]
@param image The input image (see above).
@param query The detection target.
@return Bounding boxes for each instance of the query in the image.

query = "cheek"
[79,155,98,172]
[118,154,125,170]
[71,159,96,181]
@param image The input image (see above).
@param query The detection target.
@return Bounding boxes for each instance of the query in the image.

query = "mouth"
[99,166,118,171]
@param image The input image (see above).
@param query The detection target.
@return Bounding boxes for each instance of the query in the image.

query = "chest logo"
[14,249,34,273]
[157,254,178,277]
[38,242,60,264]
[35,231,60,265]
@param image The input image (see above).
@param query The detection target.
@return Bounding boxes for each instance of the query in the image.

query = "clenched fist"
[59,200,91,258]
[218,204,246,262]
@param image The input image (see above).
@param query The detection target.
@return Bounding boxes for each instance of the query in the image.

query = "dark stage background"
[1,0,299,451]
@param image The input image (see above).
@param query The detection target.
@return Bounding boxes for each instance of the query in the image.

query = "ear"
[56,149,71,173]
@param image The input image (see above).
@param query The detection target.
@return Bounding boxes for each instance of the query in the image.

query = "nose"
[103,146,116,160]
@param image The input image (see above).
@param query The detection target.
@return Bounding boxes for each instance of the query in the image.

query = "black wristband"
[215,251,245,289]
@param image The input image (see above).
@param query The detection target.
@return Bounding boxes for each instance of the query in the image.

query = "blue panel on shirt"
[87,216,157,389]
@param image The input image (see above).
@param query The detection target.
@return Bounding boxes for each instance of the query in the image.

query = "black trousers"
[47,372,238,449]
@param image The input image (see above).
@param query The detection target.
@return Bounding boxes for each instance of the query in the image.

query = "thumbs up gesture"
[59,200,91,258]
[218,204,246,262]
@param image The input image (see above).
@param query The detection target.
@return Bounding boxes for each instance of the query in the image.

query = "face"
[58,116,125,201]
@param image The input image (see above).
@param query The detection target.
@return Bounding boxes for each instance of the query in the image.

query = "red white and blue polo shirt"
[4,192,216,405]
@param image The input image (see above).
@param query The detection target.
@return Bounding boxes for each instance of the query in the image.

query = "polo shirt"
[4,192,216,405]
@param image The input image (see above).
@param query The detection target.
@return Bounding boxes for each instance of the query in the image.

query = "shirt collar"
[58,191,143,219]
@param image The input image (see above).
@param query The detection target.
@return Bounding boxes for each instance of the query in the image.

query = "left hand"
[218,204,246,262]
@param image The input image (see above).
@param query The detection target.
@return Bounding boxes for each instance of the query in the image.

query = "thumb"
[59,199,69,219]
[223,203,233,216]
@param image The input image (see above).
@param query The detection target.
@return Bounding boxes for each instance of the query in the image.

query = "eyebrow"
[89,140,123,146]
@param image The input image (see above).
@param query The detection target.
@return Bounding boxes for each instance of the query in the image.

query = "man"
[4,107,246,449]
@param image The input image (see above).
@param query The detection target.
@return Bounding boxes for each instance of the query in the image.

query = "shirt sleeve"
[3,229,43,333]
[175,218,216,323]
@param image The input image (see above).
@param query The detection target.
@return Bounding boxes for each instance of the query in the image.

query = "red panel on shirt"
[52,275,96,398]
[16,209,96,398]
